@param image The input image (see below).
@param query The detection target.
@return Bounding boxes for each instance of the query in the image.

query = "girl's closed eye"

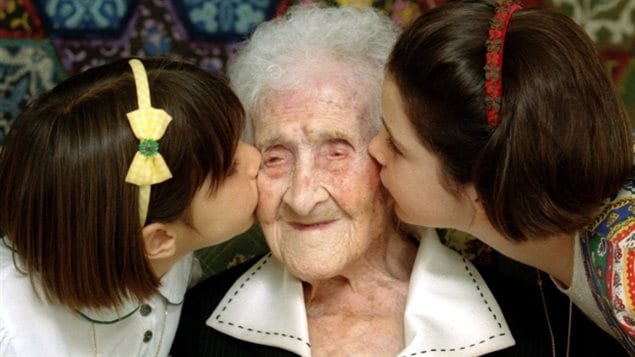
[228,160,239,175]
[386,135,401,155]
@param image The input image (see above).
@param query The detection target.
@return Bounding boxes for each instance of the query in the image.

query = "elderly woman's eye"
[261,146,293,177]
[262,146,288,166]
[325,139,352,159]
[265,156,284,166]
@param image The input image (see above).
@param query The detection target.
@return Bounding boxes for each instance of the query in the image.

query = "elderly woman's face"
[253,83,391,281]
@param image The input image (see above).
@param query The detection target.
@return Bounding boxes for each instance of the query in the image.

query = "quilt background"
[1,0,633,276]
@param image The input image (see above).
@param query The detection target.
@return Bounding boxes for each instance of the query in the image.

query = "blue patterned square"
[172,0,279,41]
[0,39,67,145]
[32,0,138,39]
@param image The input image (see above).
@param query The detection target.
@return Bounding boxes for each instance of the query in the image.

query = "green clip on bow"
[125,59,173,224]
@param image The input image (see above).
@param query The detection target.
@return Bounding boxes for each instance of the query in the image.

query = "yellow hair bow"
[125,59,173,224]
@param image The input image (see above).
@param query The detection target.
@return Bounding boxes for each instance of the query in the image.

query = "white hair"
[227,4,400,142]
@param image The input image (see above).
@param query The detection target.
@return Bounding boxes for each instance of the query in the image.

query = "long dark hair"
[388,0,631,240]
[0,58,244,309]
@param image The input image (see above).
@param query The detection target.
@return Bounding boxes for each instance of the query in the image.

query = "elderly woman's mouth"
[287,220,339,231]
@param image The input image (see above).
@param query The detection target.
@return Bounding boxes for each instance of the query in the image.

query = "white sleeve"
[0,315,18,357]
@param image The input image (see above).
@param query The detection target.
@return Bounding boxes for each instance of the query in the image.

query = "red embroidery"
[484,1,522,127]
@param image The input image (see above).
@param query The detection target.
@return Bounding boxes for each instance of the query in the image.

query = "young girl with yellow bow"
[0,57,261,356]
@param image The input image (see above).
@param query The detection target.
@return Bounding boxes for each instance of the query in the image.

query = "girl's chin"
[394,205,417,225]
[234,216,257,237]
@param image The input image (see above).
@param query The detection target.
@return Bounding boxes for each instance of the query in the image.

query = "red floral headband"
[484,0,523,127]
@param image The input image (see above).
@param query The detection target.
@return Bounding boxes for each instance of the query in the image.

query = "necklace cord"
[537,269,557,357]
[537,268,573,357]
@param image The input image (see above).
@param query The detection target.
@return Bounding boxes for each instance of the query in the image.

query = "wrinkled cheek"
[256,176,285,223]
[329,163,383,211]
[255,187,281,256]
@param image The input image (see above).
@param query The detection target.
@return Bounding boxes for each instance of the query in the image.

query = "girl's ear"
[465,183,483,208]
[141,223,177,260]
[463,183,487,223]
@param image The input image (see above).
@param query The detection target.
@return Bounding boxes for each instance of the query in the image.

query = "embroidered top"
[580,170,635,352]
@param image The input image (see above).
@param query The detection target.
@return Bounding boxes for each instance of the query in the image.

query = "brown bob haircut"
[388,0,632,240]
[0,57,244,309]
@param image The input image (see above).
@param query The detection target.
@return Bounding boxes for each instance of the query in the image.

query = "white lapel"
[207,228,515,356]
[206,254,311,356]
[401,228,515,356]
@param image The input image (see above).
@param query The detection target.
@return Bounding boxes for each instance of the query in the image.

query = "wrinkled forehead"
[253,82,375,147]
[266,83,352,114]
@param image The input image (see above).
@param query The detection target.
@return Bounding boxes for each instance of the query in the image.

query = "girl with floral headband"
[0,57,261,356]
[368,0,634,353]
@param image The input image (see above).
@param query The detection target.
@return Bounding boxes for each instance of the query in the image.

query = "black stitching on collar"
[214,253,312,348]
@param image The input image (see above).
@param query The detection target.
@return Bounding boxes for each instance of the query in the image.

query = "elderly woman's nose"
[282,162,329,216]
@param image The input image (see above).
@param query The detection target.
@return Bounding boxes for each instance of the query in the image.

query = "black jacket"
[171,253,629,357]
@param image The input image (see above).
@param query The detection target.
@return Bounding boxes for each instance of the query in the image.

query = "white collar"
[78,253,192,323]
[206,229,514,356]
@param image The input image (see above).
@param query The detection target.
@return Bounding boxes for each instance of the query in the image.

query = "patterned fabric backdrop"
[1,0,634,276]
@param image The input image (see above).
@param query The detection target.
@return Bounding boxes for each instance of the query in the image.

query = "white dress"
[0,238,193,357]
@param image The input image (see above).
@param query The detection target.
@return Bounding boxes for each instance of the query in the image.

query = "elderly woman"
[171,5,514,356]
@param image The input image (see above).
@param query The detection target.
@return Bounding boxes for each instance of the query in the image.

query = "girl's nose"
[368,130,387,166]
